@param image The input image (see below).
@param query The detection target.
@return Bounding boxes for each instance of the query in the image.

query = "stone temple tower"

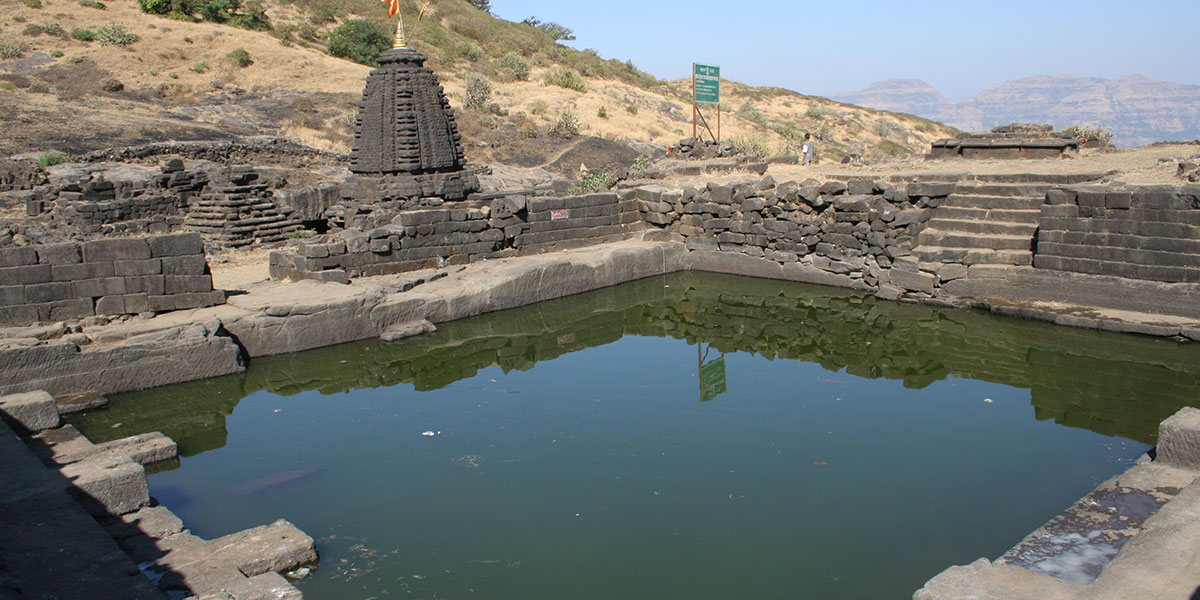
[349,46,465,175]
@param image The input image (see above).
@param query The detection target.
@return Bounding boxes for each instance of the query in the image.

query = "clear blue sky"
[490,0,1200,100]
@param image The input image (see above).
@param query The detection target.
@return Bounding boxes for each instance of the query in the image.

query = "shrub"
[875,140,912,157]
[522,17,574,41]
[95,23,138,46]
[730,135,770,158]
[597,106,607,119]
[226,47,251,67]
[25,21,64,36]
[227,0,270,31]
[50,49,62,57]
[71,28,96,41]
[78,0,107,8]
[466,0,490,12]
[189,61,207,73]
[22,0,41,8]
[463,73,491,110]
[0,42,24,59]
[631,154,650,170]
[551,109,581,138]
[100,78,123,92]
[36,151,66,167]
[805,103,828,119]
[1064,125,1114,145]
[326,19,390,67]
[544,67,586,92]
[528,100,548,115]
[737,102,767,127]
[568,171,614,194]
[624,103,638,115]
[492,52,529,80]
[455,40,483,61]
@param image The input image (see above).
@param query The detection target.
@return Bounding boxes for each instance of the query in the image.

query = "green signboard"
[700,356,727,402]
[693,63,720,105]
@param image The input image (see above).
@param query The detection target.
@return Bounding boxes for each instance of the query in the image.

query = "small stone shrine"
[345,26,479,203]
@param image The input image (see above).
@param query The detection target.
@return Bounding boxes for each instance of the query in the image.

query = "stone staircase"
[914,181,1054,266]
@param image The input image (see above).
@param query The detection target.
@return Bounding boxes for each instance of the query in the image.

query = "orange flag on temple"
[381,0,401,17]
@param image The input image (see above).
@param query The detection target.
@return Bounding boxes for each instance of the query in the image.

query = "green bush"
[78,0,107,8]
[22,0,41,8]
[551,109,581,138]
[466,0,490,12]
[875,140,912,157]
[71,28,96,41]
[326,19,390,67]
[50,49,62,57]
[24,21,64,36]
[568,171,614,194]
[0,42,23,59]
[455,40,483,61]
[1064,125,1114,145]
[805,103,828,119]
[528,99,548,115]
[95,23,138,46]
[36,151,66,167]
[737,102,767,127]
[463,73,491,110]
[226,47,251,67]
[492,52,529,80]
[596,106,607,119]
[730,135,771,158]
[544,66,586,92]
[188,61,207,73]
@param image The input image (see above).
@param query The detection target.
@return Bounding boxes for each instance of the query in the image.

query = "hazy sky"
[490,0,1200,100]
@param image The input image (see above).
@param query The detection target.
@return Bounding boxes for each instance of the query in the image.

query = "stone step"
[918,230,1034,251]
[953,182,1054,197]
[943,194,1046,210]
[935,206,1042,224]
[913,246,1034,265]
[926,218,1039,236]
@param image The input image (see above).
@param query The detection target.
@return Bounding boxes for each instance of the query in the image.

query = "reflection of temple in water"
[70,272,1200,456]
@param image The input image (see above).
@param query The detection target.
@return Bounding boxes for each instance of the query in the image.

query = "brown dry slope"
[0,0,955,166]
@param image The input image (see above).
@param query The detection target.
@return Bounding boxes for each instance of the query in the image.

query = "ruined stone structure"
[929,124,1082,159]
[183,166,302,247]
[0,233,224,324]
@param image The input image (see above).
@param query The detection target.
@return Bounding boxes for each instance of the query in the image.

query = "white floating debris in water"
[422,431,436,437]
[111,422,122,428]
[286,567,311,579]
[984,398,994,403]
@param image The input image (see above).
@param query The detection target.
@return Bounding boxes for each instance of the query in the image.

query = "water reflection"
[71,272,1200,453]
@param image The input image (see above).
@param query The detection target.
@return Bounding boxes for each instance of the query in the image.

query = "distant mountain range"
[829,75,1200,147]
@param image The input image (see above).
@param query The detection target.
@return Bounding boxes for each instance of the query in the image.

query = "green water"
[70,272,1200,599]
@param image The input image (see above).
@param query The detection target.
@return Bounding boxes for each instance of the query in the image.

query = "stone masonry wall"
[0,233,224,324]
[1035,186,1200,283]
[268,193,641,283]
[634,176,953,295]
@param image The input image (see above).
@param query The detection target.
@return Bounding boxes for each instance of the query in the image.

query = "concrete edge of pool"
[1,236,1199,598]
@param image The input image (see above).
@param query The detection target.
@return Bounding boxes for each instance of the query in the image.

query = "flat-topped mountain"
[831,75,1200,147]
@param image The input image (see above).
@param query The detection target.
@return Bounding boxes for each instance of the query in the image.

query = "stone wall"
[183,166,302,247]
[1035,186,1200,283]
[268,192,642,283]
[634,176,952,294]
[0,233,224,324]
[930,124,1082,160]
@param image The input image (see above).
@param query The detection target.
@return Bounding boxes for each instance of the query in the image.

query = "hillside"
[0,0,957,171]
[832,75,1200,147]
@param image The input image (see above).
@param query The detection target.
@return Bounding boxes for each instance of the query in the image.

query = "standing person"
[801,133,814,166]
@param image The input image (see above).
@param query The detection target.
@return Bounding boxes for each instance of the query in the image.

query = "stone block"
[211,519,319,577]
[148,232,204,257]
[46,298,94,320]
[161,255,209,275]
[123,293,149,313]
[380,319,437,342]
[81,238,152,263]
[890,268,937,294]
[1105,192,1133,209]
[0,285,23,307]
[95,432,178,465]
[907,182,954,197]
[95,295,126,315]
[50,263,90,282]
[60,453,149,516]
[0,390,60,431]
[72,278,108,299]
[846,179,876,195]
[126,275,165,296]
[396,209,450,227]
[1156,407,1200,471]
[114,259,162,277]
[0,304,39,324]
[164,275,213,295]
[35,243,82,265]
[25,282,73,304]
[0,247,38,268]
[1045,189,1077,205]
[0,264,52,285]
[147,295,176,312]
